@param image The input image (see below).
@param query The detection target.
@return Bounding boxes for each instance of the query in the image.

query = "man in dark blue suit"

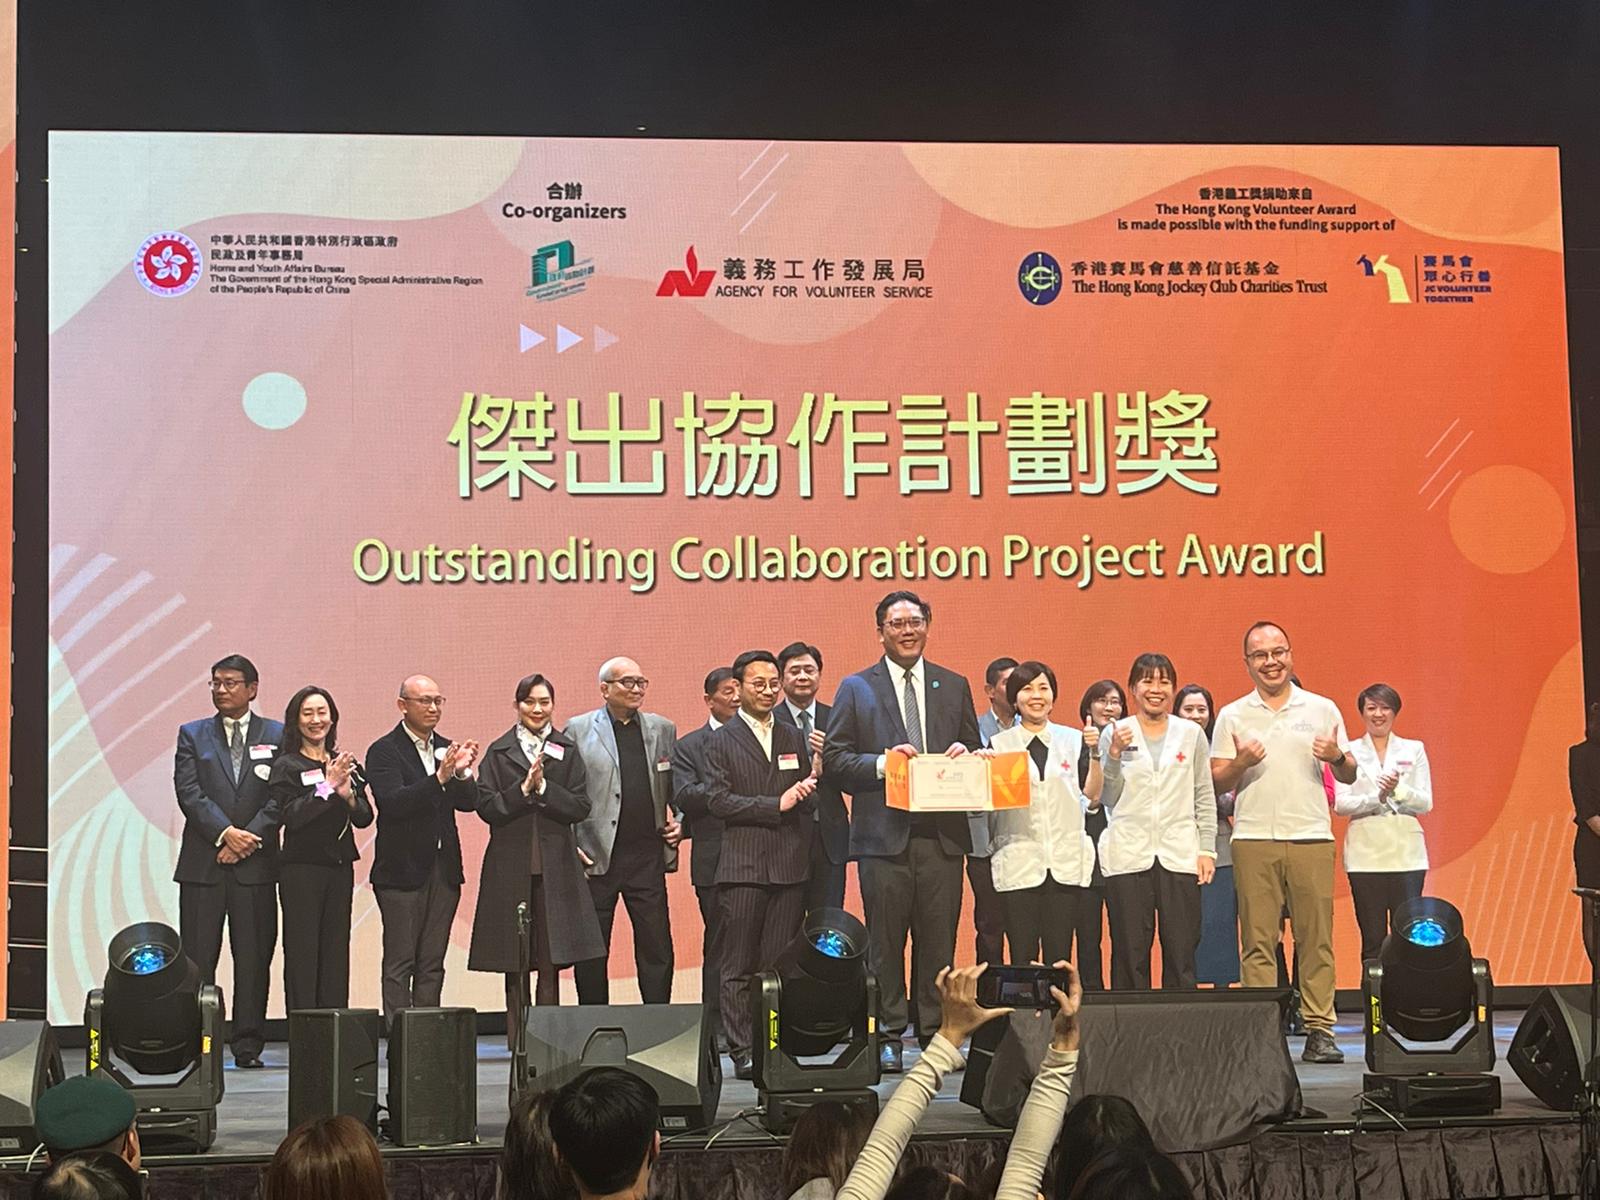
[773,641,848,912]
[822,592,981,1072]
[173,654,284,1068]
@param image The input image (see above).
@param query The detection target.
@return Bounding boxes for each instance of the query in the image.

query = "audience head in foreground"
[263,1115,386,1200]
[549,1067,660,1200]
[1062,1146,1191,1200]
[884,1165,976,1200]
[1052,1094,1155,1197]
[782,1099,875,1199]
[34,1076,140,1170]
[32,1151,141,1200]
[500,1088,576,1200]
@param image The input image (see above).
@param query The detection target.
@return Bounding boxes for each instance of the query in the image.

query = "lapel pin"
[931,680,941,689]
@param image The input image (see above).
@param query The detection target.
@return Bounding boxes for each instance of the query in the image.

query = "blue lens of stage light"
[813,929,849,958]
[1404,918,1448,947]
[127,944,171,975]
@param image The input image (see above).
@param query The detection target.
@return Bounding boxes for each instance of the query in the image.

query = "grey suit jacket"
[566,706,679,876]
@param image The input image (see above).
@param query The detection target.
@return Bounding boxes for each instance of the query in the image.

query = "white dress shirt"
[874,656,928,779]
[1334,733,1432,872]
[739,708,775,760]
[785,700,818,727]
[1212,685,1348,841]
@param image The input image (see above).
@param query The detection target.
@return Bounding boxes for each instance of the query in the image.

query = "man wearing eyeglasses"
[822,591,981,1072]
[173,654,284,1068]
[567,657,682,1004]
[1211,621,1356,1065]
[367,674,482,1019]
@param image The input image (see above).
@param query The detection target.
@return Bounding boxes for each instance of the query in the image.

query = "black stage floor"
[82,1011,1573,1163]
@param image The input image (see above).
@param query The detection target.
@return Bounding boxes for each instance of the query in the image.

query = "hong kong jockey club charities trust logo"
[134,232,203,297]
[1018,251,1062,305]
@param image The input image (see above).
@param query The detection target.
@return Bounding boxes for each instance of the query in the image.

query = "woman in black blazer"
[268,685,374,1012]
[469,673,605,1038]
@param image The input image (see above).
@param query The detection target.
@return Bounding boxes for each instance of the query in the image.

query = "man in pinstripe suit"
[705,649,817,1079]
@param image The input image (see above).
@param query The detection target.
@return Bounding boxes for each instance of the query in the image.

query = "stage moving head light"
[1379,897,1475,1043]
[771,907,869,1058]
[103,923,204,1076]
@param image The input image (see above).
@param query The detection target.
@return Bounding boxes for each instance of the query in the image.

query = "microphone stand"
[1574,888,1600,1200]
[511,900,532,1107]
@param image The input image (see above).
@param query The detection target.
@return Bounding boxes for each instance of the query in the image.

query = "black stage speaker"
[288,1009,380,1132]
[962,989,1300,1150]
[520,1003,720,1132]
[0,1022,64,1152]
[387,1008,476,1146]
[1509,985,1596,1111]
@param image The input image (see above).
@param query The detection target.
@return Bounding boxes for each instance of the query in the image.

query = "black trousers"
[718,882,808,1056]
[279,862,353,1013]
[696,884,724,1041]
[806,834,848,913]
[967,856,1007,967]
[574,845,675,1004]
[1348,869,1426,964]
[1002,878,1085,966]
[1105,863,1201,990]
[1073,883,1107,990]
[373,857,461,1020]
[179,875,277,1059]
[859,836,963,1040]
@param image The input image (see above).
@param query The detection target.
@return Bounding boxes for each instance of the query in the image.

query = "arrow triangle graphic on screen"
[519,324,545,352]
[556,324,583,353]
[594,326,618,352]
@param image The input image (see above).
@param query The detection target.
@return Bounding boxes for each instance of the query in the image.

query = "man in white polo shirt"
[1212,620,1355,1064]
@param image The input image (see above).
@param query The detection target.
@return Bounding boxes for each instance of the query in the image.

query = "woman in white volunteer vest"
[987,661,1102,966]
[1099,654,1218,989]
[1333,682,1432,965]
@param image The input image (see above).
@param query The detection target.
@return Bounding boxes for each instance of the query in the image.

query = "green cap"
[35,1075,136,1153]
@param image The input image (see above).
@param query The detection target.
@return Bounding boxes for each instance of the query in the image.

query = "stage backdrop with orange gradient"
[43,135,1578,1023]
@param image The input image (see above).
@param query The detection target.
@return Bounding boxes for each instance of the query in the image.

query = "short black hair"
[778,641,824,673]
[703,666,736,696]
[211,654,258,685]
[515,673,556,705]
[985,657,1019,687]
[1242,620,1289,655]
[500,1090,575,1200]
[1172,684,1216,738]
[875,590,931,626]
[731,650,779,681]
[279,686,341,757]
[1005,660,1058,708]
[1128,653,1177,689]
[1356,683,1402,715]
[33,1152,142,1200]
[548,1068,658,1195]
[1079,680,1128,725]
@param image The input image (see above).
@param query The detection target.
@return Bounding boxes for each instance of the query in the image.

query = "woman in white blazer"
[988,661,1103,966]
[1099,654,1217,990]
[1333,683,1432,964]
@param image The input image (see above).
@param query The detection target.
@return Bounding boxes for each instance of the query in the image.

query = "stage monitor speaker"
[387,1007,476,1146]
[288,1009,380,1132]
[521,1003,720,1132]
[1508,985,1595,1111]
[962,988,1300,1150]
[0,1021,64,1152]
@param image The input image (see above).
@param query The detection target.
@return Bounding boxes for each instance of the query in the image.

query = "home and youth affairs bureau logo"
[134,232,203,297]
[527,240,594,302]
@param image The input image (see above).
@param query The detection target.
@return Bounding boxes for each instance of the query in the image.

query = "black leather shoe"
[879,1041,903,1074]
[731,1051,753,1081]
[234,1054,264,1070]
[1301,1029,1345,1064]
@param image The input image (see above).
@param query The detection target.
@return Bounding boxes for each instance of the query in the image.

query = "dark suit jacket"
[469,726,605,971]
[173,713,286,885]
[822,658,981,858]
[367,722,479,890]
[672,721,724,889]
[269,750,374,867]
[775,699,850,866]
[706,717,815,886]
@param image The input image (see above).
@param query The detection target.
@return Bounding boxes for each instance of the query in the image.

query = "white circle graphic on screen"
[242,372,308,429]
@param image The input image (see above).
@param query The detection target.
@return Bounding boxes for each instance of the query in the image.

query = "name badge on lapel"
[301,769,327,786]
[250,744,275,760]
[434,746,449,761]
[543,742,565,761]
[656,758,672,773]
[778,753,801,770]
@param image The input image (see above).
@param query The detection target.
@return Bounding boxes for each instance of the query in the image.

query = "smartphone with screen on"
[975,964,1071,1010]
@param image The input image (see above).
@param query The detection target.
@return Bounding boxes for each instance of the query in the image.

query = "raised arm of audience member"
[836,966,1012,1200]
[994,961,1082,1200]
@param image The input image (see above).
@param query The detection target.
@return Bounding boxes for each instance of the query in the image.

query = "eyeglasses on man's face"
[881,618,927,634]
[1245,648,1291,665]
[606,676,650,691]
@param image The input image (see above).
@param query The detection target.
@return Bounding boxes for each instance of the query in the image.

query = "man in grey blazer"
[566,656,682,1004]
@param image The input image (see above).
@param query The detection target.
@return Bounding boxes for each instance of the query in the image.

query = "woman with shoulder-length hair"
[1099,654,1217,990]
[1334,683,1433,965]
[265,1115,387,1200]
[469,673,604,1036]
[1072,679,1125,990]
[988,662,1102,966]
[269,685,373,1012]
